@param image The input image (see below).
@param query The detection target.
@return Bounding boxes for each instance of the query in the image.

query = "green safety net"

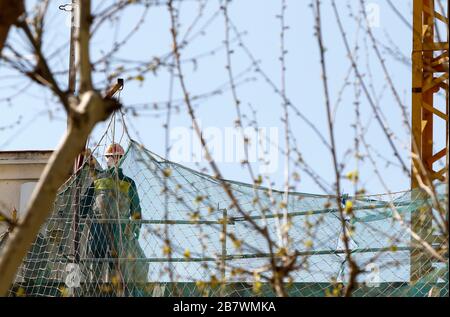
[6,140,448,297]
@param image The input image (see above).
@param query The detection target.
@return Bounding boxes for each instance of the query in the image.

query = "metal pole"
[220,208,227,296]
[68,0,82,297]
[67,0,77,98]
[67,0,81,264]
[58,0,82,295]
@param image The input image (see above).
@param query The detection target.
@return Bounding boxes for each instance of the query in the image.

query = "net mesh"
[5,139,448,297]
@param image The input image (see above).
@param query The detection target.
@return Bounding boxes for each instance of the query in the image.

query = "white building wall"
[0,151,52,218]
[0,151,52,282]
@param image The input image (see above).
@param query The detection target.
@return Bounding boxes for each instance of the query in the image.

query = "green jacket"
[80,167,142,239]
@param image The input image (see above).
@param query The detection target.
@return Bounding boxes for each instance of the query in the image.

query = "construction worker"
[79,143,147,296]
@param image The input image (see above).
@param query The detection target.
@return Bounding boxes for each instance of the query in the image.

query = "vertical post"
[67,0,78,97]
[64,0,82,296]
[69,0,81,261]
[220,208,227,296]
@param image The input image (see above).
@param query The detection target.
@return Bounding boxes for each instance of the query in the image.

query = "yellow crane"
[411,0,448,282]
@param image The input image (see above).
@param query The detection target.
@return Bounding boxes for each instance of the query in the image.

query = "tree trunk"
[0,0,24,54]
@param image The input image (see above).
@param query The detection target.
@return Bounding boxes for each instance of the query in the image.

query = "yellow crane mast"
[411,0,448,283]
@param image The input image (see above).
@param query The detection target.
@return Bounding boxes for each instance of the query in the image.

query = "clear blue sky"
[1,0,440,195]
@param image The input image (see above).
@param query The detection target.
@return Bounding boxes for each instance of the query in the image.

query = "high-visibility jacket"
[80,167,141,237]
[80,167,148,285]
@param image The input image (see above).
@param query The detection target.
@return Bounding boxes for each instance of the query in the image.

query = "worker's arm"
[128,179,142,239]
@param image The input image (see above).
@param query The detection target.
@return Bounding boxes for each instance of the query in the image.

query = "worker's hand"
[132,225,140,240]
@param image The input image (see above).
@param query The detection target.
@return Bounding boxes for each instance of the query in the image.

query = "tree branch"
[17,21,70,111]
